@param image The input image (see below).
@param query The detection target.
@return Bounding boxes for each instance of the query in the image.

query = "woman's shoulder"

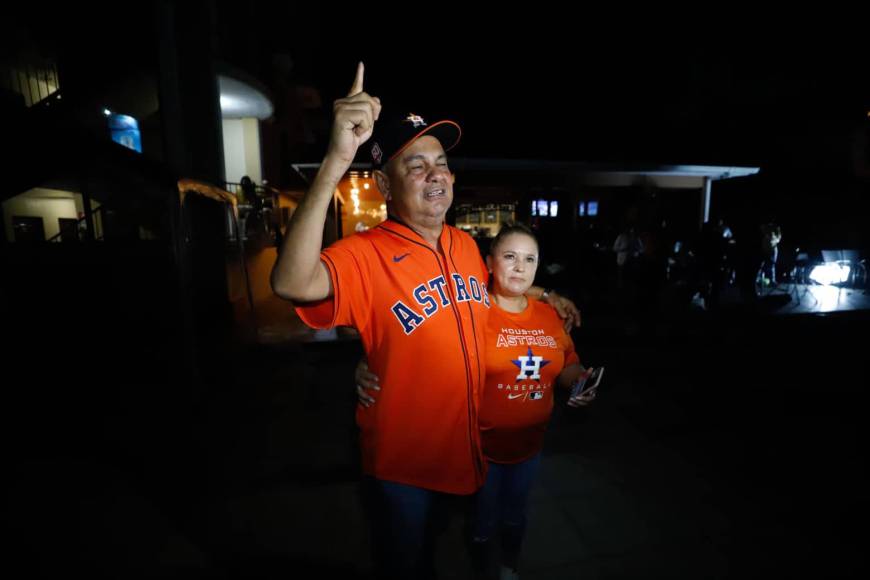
[530,300,563,324]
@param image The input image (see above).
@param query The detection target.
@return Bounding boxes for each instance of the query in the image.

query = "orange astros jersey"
[479,300,580,464]
[295,219,490,494]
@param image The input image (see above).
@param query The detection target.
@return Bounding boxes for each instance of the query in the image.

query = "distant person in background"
[760,221,782,286]
[613,226,643,290]
[239,175,259,210]
[697,218,730,309]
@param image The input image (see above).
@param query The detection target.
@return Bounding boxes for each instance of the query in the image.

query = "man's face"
[376,135,453,226]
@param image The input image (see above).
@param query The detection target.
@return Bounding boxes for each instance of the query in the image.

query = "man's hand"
[355,357,380,408]
[326,62,382,165]
[544,291,581,331]
[270,63,381,304]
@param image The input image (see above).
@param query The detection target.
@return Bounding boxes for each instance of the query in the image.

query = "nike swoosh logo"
[507,393,525,400]
[393,253,411,263]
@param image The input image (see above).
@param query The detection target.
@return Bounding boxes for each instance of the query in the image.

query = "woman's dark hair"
[488,222,539,256]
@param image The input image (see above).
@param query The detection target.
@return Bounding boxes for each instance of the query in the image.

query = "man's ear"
[374,169,391,201]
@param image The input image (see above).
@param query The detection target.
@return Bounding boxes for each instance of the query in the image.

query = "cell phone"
[570,367,604,398]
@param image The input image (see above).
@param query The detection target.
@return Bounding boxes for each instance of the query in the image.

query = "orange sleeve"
[563,330,581,368]
[538,302,581,370]
[294,237,373,332]
[552,306,580,369]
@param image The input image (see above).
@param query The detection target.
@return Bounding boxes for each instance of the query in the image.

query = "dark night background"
[26,5,864,241]
[3,4,869,579]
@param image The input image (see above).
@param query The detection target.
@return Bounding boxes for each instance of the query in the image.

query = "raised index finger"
[348,62,364,96]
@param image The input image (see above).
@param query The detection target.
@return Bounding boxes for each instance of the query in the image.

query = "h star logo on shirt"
[511,347,551,381]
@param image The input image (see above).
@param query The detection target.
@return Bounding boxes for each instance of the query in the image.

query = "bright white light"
[364,183,370,190]
[809,285,846,313]
[103,108,111,116]
[219,95,246,115]
[350,188,360,215]
[809,263,851,286]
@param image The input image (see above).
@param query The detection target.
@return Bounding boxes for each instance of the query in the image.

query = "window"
[107,113,142,153]
[12,216,45,242]
[533,199,564,218]
[587,200,599,216]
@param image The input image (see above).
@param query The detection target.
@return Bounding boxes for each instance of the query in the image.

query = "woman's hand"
[567,367,603,407]
[568,387,597,408]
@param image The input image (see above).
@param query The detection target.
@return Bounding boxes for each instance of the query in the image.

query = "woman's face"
[486,232,539,297]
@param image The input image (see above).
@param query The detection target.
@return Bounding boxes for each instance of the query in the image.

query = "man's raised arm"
[271,62,381,302]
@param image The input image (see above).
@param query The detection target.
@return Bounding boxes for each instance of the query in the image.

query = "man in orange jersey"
[271,62,579,578]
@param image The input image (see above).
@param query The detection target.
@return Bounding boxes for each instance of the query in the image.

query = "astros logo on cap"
[405,114,426,128]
